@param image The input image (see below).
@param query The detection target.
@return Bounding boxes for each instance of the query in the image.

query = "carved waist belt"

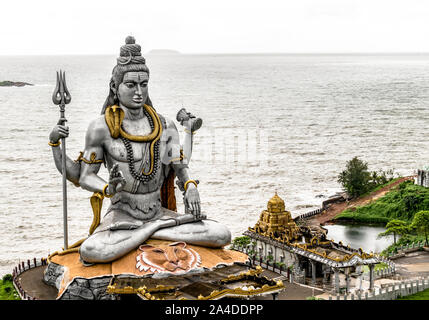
[108,190,161,220]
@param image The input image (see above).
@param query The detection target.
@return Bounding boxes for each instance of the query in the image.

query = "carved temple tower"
[251,193,300,241]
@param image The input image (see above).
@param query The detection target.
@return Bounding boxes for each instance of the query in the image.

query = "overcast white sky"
[1,0,429,54]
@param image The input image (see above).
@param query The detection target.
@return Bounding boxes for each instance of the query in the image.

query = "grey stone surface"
[90,277,111,289]
[43,262,65,290]
[59,276,116,300]
[44,263,116,300]
[67,283,94,300]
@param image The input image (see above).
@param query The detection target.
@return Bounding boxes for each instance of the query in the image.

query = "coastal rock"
[0,81,33,87]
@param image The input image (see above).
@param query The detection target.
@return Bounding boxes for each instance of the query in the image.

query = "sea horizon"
[2,52,429,57]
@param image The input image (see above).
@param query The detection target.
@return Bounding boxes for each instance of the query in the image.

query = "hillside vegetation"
[335,180,429,224]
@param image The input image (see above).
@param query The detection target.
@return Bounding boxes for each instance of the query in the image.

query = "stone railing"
[294,208,324,222]
[327,277,429,300]
[362,266,396,281]
[360,254,396,280]
[293,194,348,222]
[11,257,49,300]
[385,241,427,259]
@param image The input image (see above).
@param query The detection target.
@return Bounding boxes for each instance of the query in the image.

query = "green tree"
[338,157,371,198]
[377,219,409,244]
[232,236,251,248]
[411,210,429,246]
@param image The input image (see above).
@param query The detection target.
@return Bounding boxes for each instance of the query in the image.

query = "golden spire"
[267,192,285,213]
[248,192,299,243]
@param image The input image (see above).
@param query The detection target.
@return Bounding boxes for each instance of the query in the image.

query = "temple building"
[241,193,379,293]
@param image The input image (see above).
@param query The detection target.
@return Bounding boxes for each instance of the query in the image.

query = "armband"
[75,151,104,164]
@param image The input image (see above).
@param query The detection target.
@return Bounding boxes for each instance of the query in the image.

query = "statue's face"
[117,71,149,109]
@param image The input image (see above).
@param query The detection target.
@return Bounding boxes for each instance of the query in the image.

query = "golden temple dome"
[248,192,299,243]
[267,192,285,213]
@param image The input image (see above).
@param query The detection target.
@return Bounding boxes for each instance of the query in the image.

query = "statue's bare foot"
[109,220,143,230]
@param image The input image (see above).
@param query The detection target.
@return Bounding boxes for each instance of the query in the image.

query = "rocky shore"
[0,81,33,87]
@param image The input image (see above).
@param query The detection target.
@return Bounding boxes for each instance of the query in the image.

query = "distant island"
[0,81,33,87]
[146,49,181,55]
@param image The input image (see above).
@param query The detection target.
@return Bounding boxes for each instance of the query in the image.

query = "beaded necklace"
[105,105,163,183]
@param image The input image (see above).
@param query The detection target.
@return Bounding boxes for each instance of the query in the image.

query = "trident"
[52,70,71,250]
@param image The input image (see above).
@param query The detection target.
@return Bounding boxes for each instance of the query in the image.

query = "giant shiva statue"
[48,36,231,264]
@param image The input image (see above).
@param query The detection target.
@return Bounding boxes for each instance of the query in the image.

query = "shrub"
[2,274,12,282]
[411,210,429,245]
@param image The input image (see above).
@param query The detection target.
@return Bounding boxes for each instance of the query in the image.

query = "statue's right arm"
[78,118,107,193]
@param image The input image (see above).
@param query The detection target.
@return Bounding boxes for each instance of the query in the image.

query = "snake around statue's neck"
[105,104,163,178]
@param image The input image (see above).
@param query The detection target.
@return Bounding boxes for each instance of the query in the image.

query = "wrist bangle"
[48,141,61,147]
[184,179,198,191]
[102,184,113,198]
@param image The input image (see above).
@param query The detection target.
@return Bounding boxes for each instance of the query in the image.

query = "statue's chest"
[106,118,153,162]
[107,139,149,162]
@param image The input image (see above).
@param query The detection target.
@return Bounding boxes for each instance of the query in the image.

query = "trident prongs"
[52,70,72,106]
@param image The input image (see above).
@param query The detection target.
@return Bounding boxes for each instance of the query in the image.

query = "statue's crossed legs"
[79,208,231,263]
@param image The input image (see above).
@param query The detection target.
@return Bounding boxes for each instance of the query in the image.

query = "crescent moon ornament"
[118,50,133,65]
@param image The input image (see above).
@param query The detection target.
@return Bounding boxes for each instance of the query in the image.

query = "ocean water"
[1,53,429,276]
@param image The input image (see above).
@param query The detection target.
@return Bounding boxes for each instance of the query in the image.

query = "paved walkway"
[17,265,58,300]
[391,250,429,278]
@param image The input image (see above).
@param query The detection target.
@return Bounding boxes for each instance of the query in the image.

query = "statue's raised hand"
[108,163,126,196]
[184,184,201,219]
[49,124,69,144]
[176,108,202,132]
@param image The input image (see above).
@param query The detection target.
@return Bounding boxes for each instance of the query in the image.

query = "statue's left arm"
[162,118,201,218]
